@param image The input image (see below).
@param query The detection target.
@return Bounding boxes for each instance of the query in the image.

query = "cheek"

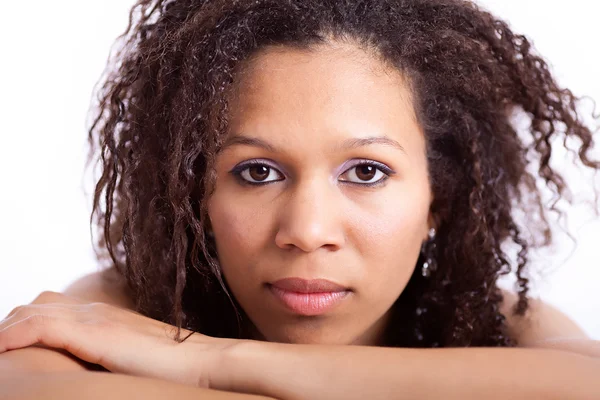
[350,192,429,290]
[207,194,272,267]
[353,192,427,250]
[210,205,251,254]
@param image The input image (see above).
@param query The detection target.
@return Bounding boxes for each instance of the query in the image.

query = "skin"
[207,41,434,346]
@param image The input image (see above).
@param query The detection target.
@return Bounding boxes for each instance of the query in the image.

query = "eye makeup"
[229,158,396,187]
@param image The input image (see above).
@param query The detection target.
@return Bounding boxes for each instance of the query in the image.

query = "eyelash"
[229,159,395,188]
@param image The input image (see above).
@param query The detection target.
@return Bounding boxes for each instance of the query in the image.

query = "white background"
[1,1,599,339]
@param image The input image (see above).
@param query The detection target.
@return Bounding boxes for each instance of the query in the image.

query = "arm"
[1,277,276,400]
[218,341,600,400]
[1,370,275,400]
[0,346,98,373]
[214,292,599,400]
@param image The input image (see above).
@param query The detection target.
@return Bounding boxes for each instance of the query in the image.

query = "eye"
[231,160,284,185]
[339,161,393,186]
[230,159,394,187]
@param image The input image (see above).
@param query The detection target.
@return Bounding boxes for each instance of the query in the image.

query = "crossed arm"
[1,271,599,400]
[3,339,599,400]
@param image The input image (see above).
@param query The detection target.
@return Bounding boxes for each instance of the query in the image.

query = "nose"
[274,178,345,253]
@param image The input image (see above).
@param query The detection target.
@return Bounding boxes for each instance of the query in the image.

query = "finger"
[4,292,83,319]
[1,303,88,328]
[0,304,108,354]
[0,302,199,380]
[3,305,23,320]
[0,304,152,375]
[0,313,115,368]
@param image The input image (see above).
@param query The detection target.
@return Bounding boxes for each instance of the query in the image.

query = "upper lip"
[270,278,348,293]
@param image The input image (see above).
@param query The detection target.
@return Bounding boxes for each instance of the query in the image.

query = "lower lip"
[268,285,349,316]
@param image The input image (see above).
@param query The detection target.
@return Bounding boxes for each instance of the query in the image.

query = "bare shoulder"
[499,289,600,357]
[500,289,588,345]
[63,267,135,310]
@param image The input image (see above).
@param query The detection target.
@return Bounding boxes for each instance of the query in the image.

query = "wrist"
[211,339,272,396]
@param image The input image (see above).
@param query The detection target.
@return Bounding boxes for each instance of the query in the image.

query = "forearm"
[1,370,275,400]
[0,346,96,373]
[220,342,600,400]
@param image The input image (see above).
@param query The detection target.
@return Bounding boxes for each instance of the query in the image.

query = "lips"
[270,278,348,293]
[268,277,350,316]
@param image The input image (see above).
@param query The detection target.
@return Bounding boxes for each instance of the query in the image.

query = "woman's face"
[207,42,433,345]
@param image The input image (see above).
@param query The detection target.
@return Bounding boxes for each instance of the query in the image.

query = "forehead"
[225,42,423,154]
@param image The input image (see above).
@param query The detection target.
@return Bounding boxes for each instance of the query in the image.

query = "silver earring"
[420,228,437,278]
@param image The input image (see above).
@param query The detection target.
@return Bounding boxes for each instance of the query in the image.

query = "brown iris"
[355,165,376,181]
[249,165,270,181]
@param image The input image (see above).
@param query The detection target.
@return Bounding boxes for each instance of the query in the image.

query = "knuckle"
[34,291,61,304]
[6,305,25,318]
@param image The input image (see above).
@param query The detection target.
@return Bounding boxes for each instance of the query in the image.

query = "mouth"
[267,278,351,316]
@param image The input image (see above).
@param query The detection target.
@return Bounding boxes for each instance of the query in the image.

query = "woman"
[1,0,599,398]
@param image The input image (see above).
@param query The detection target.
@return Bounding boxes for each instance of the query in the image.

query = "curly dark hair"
[87,0,599,348]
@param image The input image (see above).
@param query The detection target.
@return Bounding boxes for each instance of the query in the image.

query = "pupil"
[250,165,270,181]
[356,165,376,181]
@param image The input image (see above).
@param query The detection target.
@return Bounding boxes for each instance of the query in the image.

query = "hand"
[0,291,237,388]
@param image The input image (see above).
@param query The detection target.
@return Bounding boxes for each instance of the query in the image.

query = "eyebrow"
[221,134,406,153]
